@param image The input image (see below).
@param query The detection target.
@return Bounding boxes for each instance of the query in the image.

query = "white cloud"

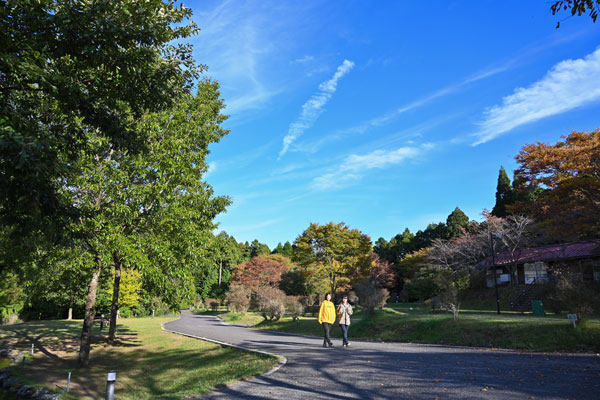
[474,47,600,145]
[313,144,432,190]
[291,64,510,154]
[190,1,311,117]
[279,60,355,157]
[291,55,314,64]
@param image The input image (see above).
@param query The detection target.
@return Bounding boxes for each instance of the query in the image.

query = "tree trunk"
[218,260,222,286]
[108,252,122,344]
[78,256,103,367]
[329,273,336,302]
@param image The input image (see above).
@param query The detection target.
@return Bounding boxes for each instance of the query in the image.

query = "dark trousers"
[339,324,349,344]
[322,322,332,345]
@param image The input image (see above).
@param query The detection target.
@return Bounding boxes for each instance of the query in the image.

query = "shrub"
[284,296,304,321]
[255,286,286,321]
[204,298,220,312]
[225,285,251,314]
[354,281,389,314]
[119,307,134,318]
[402,267,443,301]
[347,291,359,305]
[434,269,470,320]
[548,275,600,320]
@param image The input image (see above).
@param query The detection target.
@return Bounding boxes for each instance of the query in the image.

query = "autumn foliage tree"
[367,254,396,289]
[513,129,600,241]
[231,256,291,294]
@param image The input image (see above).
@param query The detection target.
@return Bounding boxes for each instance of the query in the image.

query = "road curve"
[164,311,599,399]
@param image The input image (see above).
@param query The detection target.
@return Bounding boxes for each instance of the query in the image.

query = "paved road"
[164,312,600,399]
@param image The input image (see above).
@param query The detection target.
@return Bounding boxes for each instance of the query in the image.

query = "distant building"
[479,240,600,287]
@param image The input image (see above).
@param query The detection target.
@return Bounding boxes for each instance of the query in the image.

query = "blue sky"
[185,0,600,248]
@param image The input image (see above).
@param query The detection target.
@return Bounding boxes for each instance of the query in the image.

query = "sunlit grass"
[0,317,279,400]
[248,303,600,352]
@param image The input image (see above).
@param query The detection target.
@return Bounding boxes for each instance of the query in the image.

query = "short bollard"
[66,372,71,392]
[105,371,116,400]
[152,310,155,318]
[31,343,34,354]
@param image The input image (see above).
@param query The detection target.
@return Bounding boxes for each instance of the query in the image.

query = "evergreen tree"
[446,207,469,238]
[492,166,514,218]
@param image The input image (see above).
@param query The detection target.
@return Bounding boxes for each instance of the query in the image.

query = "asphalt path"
[164,311,600,399]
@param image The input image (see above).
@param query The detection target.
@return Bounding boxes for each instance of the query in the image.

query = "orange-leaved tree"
[513,129,600,241]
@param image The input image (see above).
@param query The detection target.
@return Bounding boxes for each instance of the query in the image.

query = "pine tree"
[492,166,514,218]
[446,208,469,238]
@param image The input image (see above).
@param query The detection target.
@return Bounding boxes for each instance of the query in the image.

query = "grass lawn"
[218,303,600,353]
[0,317,279,400]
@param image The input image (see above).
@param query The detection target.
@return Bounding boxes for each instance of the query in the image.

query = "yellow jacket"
[318,300,336,324]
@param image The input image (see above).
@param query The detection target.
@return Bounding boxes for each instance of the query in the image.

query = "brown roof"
[480,240,600,267]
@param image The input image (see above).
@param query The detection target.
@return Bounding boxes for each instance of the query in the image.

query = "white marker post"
[66,372,71,392]
[567,313,578,328]
[31,343,34,354]
[152,310,155,319]
[105,371,116,400]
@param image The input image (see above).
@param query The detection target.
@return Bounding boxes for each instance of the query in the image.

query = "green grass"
[218,312,265,326]
[248,303,600,352]
[0,317,279,400]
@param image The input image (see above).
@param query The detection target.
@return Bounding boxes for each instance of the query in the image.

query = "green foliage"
[354,280,389,314]
[279,269,309,296]
[491,166,514,218]
[293,222,372,297]
[271,241,293,258]
[0,0,203,240]
[0,271,24,323]
[395,248,430,293]
[403,267,443,301]
[435,269,471,320]
[445,207,470,238]
[548,275,600,320]
[109,268,142,311]
[250,239,270,258]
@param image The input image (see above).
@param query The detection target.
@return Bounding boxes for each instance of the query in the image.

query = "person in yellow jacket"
[318,293,336,347]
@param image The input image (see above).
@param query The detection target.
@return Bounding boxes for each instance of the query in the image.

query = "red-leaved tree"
[231,256,291,293]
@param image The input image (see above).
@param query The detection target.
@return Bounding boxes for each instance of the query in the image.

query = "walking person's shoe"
[345,342,350,347]
[323,342,328,348]
[328,342,334,347]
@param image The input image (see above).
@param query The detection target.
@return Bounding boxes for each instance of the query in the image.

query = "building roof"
[479,240,600,267]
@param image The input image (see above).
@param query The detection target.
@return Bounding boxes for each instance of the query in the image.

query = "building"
[479,240,600,287]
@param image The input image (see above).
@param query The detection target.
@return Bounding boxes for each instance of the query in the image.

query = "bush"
[301,294,320,317]
[204,298,220,312]
[402,267,442,301]
[284,296,304,321]
[119,307,134,318]
[354,281,389,314]
[255,286,286,321]
[548,275,600,320]
[225,285,251,314]
[434,269,470,320]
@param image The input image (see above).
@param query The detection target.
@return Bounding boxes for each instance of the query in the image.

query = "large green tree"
[1,0,202,243]
[293,222,372,299]
[60,81,229,366]
[446,207,470,239]
[491,166,514,218]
